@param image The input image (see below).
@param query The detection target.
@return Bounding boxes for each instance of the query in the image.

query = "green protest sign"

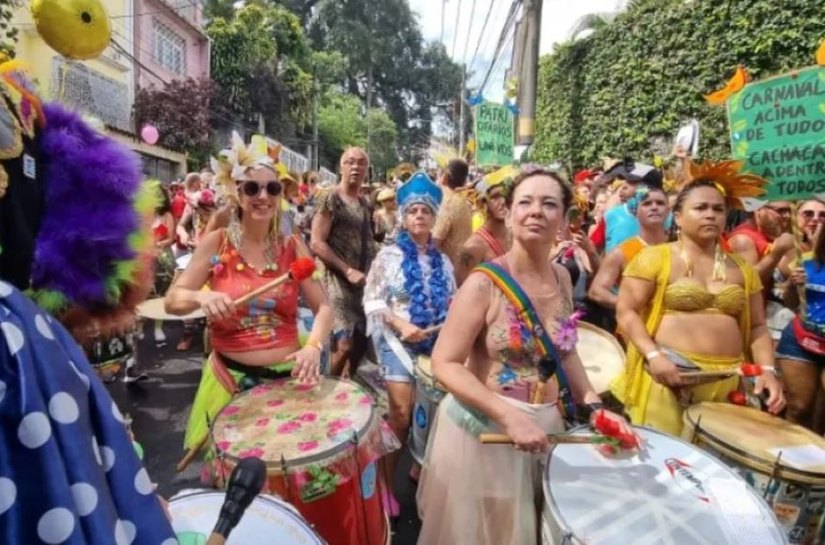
[728,66,825,201]
[474,102,514,167]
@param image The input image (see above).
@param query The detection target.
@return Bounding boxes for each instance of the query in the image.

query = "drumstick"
[176,435,209,473]
[679,364,771,379]
[233,257,315,307]
[479,433,604,445]
[421,323,444,335]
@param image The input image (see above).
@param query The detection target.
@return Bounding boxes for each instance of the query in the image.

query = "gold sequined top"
[663,281,746,316]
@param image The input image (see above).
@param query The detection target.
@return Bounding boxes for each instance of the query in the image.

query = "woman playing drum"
[363,172,456,515]
[165,133,333,462]
[416,167,633,545]
[612,160,785,435]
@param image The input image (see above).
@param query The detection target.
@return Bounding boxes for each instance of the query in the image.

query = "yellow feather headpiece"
[684,159,768,210]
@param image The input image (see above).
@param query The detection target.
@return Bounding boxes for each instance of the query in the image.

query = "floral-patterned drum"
[212,377,399,545]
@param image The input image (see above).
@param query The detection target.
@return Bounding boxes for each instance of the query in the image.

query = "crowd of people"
[2,88,821,543]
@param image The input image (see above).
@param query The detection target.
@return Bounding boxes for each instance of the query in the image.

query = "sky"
[408,0,627,102]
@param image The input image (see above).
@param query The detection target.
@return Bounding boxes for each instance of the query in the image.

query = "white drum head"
[575,322,624,394]
[176,253,193,271]
[136,298,204,321]
[543,427,787,544]
[170,491,325,544]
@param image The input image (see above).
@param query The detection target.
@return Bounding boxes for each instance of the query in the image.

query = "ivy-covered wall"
[534,0,825,170]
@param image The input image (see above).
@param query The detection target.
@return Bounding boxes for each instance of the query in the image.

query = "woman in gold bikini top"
[611,161,785,435]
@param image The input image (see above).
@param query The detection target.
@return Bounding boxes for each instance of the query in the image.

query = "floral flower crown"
[210,131,285,199]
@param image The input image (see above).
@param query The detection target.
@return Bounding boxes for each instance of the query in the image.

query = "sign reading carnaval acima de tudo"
[727,65,825,201]
[474,102,514,167]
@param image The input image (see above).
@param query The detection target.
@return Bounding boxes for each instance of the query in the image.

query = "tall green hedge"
[534,0,825,170]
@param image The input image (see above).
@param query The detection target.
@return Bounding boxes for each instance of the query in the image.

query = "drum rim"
[684,405,825,486]
[169,489,327,544]
[212,377,379,471]
[542,425,789,543]
[577,321,626,358]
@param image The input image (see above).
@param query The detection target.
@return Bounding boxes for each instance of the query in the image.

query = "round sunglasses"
[239,180,282,197]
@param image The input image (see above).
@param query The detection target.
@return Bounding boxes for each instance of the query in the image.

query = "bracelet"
[645,349,661,361]
[305,340,323,352]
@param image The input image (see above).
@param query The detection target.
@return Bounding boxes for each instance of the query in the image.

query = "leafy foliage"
[133,77,215,160]
[207,4,314,137]
[317,90,398,175]
[310,0,463,160]
[534,0,825,170]
[0,0,21,58]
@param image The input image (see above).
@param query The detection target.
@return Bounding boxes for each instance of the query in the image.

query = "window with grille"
[52,59,131,131]
[153,20,186,75]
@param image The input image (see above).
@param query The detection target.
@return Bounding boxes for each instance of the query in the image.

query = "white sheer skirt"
[416,393,564,545]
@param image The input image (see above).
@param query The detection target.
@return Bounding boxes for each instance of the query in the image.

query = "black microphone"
[211,457,267,540]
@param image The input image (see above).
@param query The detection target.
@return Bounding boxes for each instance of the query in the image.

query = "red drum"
[212,377,398,545]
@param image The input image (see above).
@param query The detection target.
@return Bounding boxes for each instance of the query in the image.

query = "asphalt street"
[108,319,421,545]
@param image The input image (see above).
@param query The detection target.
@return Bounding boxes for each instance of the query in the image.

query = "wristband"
[306,340,323,352]
[585,402,605,419]
[645,349,661,361]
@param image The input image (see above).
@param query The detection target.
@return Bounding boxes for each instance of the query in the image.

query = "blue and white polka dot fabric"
[0,281,176,544]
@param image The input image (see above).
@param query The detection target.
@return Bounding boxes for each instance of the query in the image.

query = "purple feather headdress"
[31,102,143,309]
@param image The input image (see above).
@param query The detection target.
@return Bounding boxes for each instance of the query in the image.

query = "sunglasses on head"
[239,180,282,197]
[801,209,825,221]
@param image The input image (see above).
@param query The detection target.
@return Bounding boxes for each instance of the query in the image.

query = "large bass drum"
[542,426,788,544]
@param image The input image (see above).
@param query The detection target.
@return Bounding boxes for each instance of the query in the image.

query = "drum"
[136,297,205,321]
[684,403,825,544]
[542,426,788,544]
[354,360,389,419]
[575,322,624,396]
[169,490,325,544]
[86,328,138,382]
[410,355,446,465]
[212,377,396,545]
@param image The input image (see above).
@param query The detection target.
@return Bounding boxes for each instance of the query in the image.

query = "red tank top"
[208,230,300,353]
[727,223,770,258]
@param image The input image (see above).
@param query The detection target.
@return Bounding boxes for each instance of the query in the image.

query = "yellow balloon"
[31,0,111,60]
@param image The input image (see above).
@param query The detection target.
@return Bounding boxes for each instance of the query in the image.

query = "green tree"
[317,90,398,176]
[207,4,314,138]
[310,0,463,160]
[0,0,21,58]
[534,0,825,170]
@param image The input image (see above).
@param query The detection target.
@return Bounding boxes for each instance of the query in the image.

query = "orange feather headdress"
[684,159,768,210]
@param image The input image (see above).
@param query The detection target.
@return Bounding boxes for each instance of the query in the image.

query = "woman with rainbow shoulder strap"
[611,160,785,435]
[416,166,633,545]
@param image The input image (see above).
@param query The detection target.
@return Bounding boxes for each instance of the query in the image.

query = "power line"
[467,0,495,72]
[109,1,200,19]
[461,0,477,64]
[478,0,520,92]
[450,0,462,60]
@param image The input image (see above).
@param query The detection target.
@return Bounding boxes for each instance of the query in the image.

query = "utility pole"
[516,0,542,145]
[458,63,466,155]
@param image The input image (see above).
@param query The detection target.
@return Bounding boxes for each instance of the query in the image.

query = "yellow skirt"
[612,348,742,436]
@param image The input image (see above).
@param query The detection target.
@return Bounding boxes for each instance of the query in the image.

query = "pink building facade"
[133,0,210,89]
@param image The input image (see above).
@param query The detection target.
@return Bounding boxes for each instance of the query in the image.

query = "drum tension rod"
[764,451,783,501]
[689,415,702,445]
[281,455,295,505]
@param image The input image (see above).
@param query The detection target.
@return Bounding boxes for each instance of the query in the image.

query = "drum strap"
[473,263,576,419]
[792,316,825,355]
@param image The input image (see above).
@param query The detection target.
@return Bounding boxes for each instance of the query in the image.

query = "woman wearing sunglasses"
[165,133,333,467]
